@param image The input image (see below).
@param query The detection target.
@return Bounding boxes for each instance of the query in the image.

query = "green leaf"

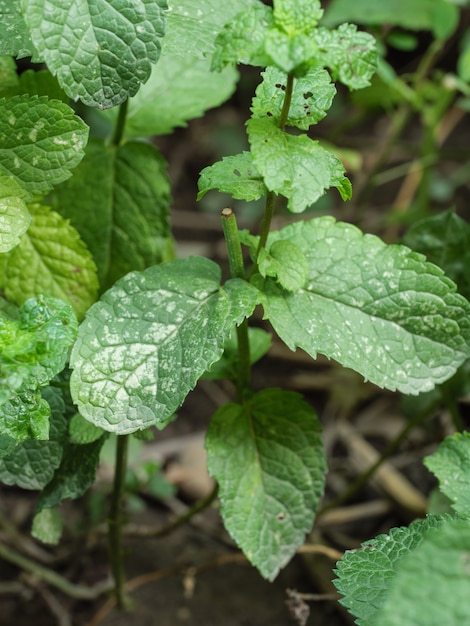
[334,515,450,626]
[51,138,172,290]
[273,0,323,34]
[402,210,470,301]
[197,152,266,202]
[424,432,470,518]
[70,257,259,434]
[14,69,69,103]
[0,296,78,407]
[0,95,88,196]
[376,519,470,626]
[22,0,167,109]
[323,0,458,38]
[258,240,308,291]
[0,174,30,253]
[69,412,105,444]
[247,116,351,212]
[0,56,20,98]
[31,507,63,545]
[38,436,105,510]
[212,3,274,71]
[0,386,67,488]
[254,217,470,395]
[204,327,272,381]
[206,388,326,580]
[251,66,336,130]
[164,0,257,59]
[106,54,238,138]
[311,24,377,90]
[0,391,50,442]
[0,204,99,320]
[0,0,38,59]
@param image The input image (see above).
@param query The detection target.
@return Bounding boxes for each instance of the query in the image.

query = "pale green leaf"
[108,54,238,138]
[334,515,450,626]
[425,432,470,518]
[38,436,105,509]
[164,0,257,59]
[247,116,351,212]
[212,3,273,71]
[69,412,105,444]
[0,204,99,320]
[22,0,167,108]
[323,0,459,39]
[51,138,172,290]
[273,0,323,35]
[206,388,326,580]
[251,66,336,130]
[70,257,259,434]
[0,95,88,196]
[0,174,30,253]
[197,152,265,202]
[31,507,63,544]
[0,0,38,59]
[402,210,470,301]
[377,520,470,626]
[258,240,308,292]
[254,217,470,395]
[0,386,67,488]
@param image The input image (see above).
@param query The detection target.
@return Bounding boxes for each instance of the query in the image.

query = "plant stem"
[111,99,129,147]
[0,540,111,599]
[221,208,251,397]
[278,73,294,131]
[108,434,130,609]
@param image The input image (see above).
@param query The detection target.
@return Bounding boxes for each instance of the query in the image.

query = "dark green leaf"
[402,210,470,301]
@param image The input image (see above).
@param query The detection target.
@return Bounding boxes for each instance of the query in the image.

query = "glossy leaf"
[70,257,259,434]
[0,95,88,196]
[247,116,351,212]
[51,138,172,290]
[254,217,470,395]
[0,204,99,320]
[22,0,168,108]
[206,388,326,580]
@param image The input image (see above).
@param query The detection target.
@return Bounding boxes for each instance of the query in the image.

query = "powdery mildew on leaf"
[22,0,167,108]
[0,174,30,253]
[255,217,470,394]
[70,257,258,434]
[0,95,88,196]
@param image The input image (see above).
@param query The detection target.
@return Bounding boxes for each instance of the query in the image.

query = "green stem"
[279,73,294,131]
[221,208,251,397]
[108,434,130,609]
[111,99,129,147]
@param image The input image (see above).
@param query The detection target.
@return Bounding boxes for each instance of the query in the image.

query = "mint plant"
[0,0,470,618]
